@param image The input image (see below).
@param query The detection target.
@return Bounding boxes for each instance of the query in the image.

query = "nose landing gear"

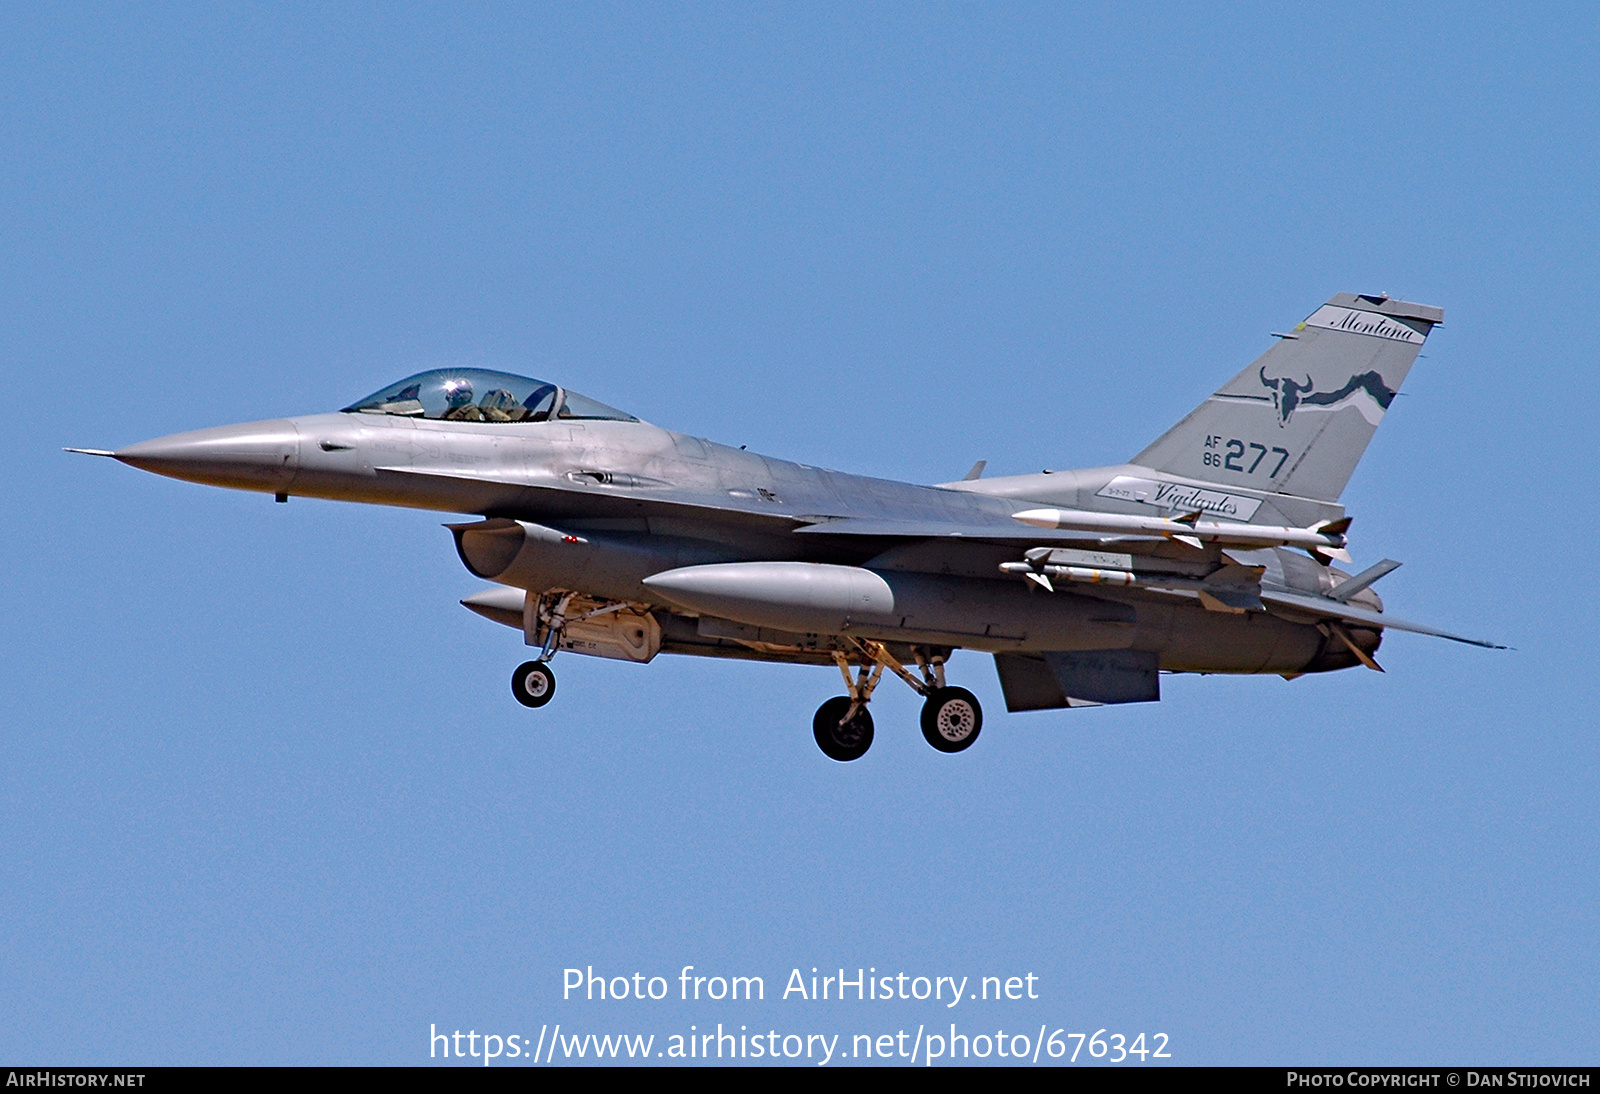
[510,591,570,709]
[511,661,556,707]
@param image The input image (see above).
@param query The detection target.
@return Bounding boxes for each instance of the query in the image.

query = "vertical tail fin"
[1130,294,1443,502]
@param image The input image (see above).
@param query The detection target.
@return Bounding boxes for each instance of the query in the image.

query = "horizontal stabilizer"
[1263,589,1505,649]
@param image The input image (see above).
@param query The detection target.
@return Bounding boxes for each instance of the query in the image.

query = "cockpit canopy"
[343,368,637,423]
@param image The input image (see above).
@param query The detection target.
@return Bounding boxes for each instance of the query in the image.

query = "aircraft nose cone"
[115,419,300,492]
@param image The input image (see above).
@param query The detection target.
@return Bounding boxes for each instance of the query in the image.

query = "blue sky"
[2,3,1595,1065]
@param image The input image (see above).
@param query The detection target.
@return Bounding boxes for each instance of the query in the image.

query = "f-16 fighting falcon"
[71,292,1502,761]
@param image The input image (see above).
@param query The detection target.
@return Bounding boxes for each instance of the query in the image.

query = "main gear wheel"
[920,686,982,752]
[813,696,875,761]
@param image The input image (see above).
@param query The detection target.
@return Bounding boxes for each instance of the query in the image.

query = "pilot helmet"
[441,377,475,409]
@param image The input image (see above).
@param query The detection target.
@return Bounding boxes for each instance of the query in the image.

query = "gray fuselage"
[111,408,1373,678]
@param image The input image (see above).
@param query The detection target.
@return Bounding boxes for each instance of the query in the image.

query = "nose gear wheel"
[512,661,556,708]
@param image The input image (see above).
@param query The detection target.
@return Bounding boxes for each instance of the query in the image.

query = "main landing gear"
[813,696,874,762]
[811,640,982,762]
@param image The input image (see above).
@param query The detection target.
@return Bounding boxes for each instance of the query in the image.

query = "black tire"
[920,686,982,752]
[511,661,556,708]
[812,696,874,762]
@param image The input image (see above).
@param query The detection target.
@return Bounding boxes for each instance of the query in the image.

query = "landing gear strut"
[810,641,983,759]
[812,652,883,761]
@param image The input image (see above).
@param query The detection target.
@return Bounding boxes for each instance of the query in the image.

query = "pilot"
[441,377,482,421]
[478,388,526,422]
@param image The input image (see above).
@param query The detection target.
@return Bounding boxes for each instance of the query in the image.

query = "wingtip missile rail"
[1009,506,1351,560]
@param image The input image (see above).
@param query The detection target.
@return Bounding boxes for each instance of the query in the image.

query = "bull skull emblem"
[1259,367,1315,425]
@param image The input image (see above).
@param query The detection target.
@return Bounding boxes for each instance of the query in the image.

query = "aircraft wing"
[791,516,1161,544]
[379,468,1152,541]
[373,465,809,529]
[1261,589,1506,649]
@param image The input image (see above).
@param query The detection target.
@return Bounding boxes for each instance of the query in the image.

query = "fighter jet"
[70,292,1502,761]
